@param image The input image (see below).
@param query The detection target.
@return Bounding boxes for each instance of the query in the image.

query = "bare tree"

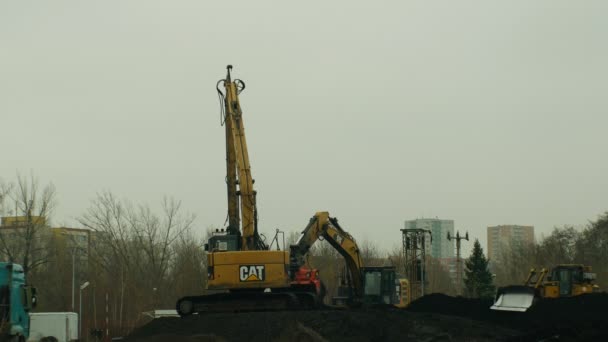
[168,231,207,303]
[286,230,301,248]
[387,246,406,276]
[79,191,195,331]
[358,239,383,266]
[0,173,56,276]
[0,179,11,213]
[577,212,608,285]
[492,240,536,287]
[425,257,457,295]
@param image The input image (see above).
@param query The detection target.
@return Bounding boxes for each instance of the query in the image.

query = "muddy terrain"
[125,293,608,341]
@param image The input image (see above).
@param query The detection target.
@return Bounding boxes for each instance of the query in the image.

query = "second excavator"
[176,66,407,315]
[290,211,409,308]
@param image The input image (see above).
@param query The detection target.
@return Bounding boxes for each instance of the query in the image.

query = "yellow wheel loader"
[491,264,600,312]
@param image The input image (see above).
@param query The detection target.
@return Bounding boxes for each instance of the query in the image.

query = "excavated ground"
[125,308,517,342]
[124,293,608,342]
[408,292,608,341]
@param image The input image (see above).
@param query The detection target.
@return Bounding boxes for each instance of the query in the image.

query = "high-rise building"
[487,225,535,263]
[404,218,455,259]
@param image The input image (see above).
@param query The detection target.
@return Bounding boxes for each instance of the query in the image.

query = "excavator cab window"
[571,269,583,283]
[551,268,573,296]
[207,234,239,252]
[362,267,397,304]
[363,271,382,296]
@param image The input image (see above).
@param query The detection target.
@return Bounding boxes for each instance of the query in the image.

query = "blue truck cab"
[0,262,37,342]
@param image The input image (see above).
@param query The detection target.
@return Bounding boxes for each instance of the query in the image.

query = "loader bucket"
[490,286,537,312]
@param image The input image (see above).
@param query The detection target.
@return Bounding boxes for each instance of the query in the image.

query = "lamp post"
[61,232,76,311]
[71,249,76,311]
[79,281,90,340]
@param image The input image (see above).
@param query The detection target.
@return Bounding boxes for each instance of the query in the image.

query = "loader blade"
[490,286,537,312]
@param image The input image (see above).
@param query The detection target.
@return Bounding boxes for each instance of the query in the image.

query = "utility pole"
[447,230,469,296]
[71,249,75,311]
[105,292,109,341]
[79,281,90,340]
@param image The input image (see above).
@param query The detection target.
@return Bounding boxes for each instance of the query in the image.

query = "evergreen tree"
[464,239,495,299]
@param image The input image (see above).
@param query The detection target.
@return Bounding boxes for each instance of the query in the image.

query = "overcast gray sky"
[1,0,607,255]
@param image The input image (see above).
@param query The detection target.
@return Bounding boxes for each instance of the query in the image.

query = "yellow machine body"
[207,250,290,290]
[540,264,599,298]
[395,279,411,308]
[491,264,600,312]
[541,282,599,298]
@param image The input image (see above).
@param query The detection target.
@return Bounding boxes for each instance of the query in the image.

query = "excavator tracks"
[176,291,321,316]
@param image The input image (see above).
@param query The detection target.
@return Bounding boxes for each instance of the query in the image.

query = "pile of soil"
[408,293,608,341]
[125,308,518,342]
[125,293,608,341]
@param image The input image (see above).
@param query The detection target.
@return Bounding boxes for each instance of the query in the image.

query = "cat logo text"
[239,265,265,282]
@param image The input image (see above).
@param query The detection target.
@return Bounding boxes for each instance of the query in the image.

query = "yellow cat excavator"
[491,264,600,312]
[290,211,410,308]
[175,66,407,315]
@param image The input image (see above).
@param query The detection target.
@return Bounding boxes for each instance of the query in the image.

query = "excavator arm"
[219,65,265,251]
[290,211,365,298]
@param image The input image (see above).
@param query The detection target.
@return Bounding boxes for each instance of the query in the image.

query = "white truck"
[27,312,78,342]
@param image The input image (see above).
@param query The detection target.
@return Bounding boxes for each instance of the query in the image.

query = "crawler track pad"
[176,291,319,316]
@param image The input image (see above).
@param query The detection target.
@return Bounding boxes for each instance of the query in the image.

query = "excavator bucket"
[490,286,537,312]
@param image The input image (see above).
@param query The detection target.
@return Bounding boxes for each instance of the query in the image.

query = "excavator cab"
[361,267,397,305]
[205,229,239,252]
[333,266,400,306]
[543,265,598,298]
[549,266,576,296]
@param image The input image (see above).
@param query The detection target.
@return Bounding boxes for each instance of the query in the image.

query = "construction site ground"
[125,293,608,342]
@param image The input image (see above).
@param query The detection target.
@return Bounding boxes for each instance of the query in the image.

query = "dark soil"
[408,293,608,341]
[125,308,517,342]
[124,293,608,342]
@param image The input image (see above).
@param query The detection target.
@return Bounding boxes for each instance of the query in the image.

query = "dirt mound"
[408,293,608,341]
[124,294,608,341]
[124,308,517,342]
[407,293,494,321]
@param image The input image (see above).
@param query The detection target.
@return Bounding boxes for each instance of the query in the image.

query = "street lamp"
[79,281,90,340]
[61,232,76,311]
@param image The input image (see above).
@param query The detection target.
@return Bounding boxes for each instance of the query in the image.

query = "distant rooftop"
[1,215,46,227]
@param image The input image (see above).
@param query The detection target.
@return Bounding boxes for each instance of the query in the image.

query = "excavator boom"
[221,65,263,250]
[290,212,365,299]
[177,66,297,316]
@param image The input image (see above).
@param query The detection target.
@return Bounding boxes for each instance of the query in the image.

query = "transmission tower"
[447,230,469,296]
[401,228,432,301]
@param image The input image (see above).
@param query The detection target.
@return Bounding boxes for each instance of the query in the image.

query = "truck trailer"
[28,312,78,342]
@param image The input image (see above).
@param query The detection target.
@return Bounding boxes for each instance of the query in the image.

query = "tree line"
[1,173,606,337]
[491,213,608,288]
[0,175,208,337]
